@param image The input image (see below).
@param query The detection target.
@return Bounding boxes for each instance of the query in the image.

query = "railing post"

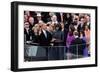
[76,44,78,58]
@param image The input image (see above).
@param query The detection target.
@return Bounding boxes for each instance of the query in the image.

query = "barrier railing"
[24,43,90,61]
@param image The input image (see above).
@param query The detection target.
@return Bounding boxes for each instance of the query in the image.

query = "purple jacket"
[66,33,75,48]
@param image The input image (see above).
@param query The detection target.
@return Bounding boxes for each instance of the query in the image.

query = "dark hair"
[79,16,85,21]
[69,31,73,36]
[69,24,75,32]
[79,30,85,37]
[55,23,62,31]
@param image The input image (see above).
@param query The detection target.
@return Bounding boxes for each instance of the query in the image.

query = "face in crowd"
[29,17,34,25]
[24,22,29,29]
[51,15,57,22]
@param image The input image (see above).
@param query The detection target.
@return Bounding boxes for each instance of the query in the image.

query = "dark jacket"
[53,30,64,46]
[69,37,86,56]
[38,30,52,46]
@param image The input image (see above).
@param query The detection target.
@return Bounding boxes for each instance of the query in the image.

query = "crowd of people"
[24,11,90,60]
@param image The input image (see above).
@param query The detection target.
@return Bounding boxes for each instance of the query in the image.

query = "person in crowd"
[79,30,88,57]
[51,15,58,24]
[46,23,54,34]
[65,25,75,58]
[36,23,52,46]
[39,23,52,59]
[29,11,38,24]
[24,22,31,42]
[72,15,80,30]
[84,25,90,44]
[55,13,62,22]
[61,22,66,46]
[66,25,75,48]
[24,11,31,23]
[69,31,86,58]
[48,12,55,21]
[84,14,90,29]
[50,23,64,60]
[84,25,90,55]
[31,24,40,44]
[52,24,64,46]
[77,16,86,36]
[28,17,35,41]
[24,14,29,23]
[29,17,34,29]
[63,13,73,26]
[36,12,42,23]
